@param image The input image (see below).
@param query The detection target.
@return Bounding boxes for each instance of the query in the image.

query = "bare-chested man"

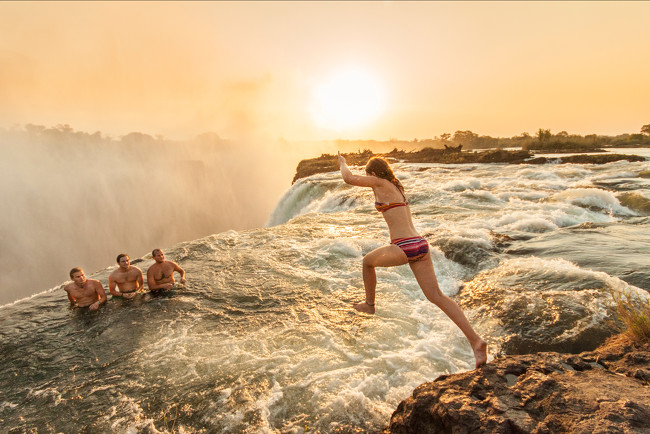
[146,248,186,292]
[108,253,144,299]
[64,267,107,310]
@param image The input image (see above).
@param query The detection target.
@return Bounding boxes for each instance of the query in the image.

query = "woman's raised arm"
[338,152,380,187]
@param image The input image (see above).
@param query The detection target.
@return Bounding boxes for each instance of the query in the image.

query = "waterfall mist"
[0,125,305,305]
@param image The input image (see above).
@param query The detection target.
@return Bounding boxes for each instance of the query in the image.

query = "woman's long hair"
[365,157,405,193]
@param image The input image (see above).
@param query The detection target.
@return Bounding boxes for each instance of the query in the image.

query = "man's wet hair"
[69,267,83,279]
[116,253,129,264]
[152,248,162,257]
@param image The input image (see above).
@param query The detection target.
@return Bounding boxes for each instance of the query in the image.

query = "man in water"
[108,253,144,299]
[146,248,186,292]
[64,268,107,310]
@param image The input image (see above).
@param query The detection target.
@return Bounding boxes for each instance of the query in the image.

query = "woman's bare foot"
[473,340,488,368]
[353,302,375,314]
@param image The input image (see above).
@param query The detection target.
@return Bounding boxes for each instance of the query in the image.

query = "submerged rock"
[384,334,650,433]
[457,257,629,355]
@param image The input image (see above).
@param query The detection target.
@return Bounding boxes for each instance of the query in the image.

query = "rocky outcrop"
[292,149,646,183]
[292,151,371,184]
[383,334,650,433]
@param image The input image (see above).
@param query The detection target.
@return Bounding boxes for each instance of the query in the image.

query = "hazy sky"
[1,1,649,141]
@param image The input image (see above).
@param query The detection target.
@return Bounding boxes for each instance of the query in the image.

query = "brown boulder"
[384,334,650,433]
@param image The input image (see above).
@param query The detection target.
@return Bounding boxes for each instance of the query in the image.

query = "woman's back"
[372,179,419,240]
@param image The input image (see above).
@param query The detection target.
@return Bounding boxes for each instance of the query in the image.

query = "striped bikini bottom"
[392,236,429,263]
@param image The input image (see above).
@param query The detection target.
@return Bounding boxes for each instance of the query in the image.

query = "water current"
[1,155,649,432]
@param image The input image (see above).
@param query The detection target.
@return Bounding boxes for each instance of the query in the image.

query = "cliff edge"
[383,334,650,433]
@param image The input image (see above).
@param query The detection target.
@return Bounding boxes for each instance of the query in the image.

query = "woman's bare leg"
[354,244,407,314]
[409,253,487,368]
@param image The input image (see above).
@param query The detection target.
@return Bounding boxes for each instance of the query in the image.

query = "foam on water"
[440,177,482,192]
[460,256,647,354]
[554,188,636,215]
[1,156,649,432]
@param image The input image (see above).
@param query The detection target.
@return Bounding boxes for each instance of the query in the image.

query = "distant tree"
[630,134,645,142]
[452,130,478,148]
[440,133,451,142]
[536,128,552,142]
[556,131,569,138]
[25,124,46,134]
[511,132,531,142]
[50,124,74,135]
[121,132,156,146]
[474,135,499,148]
[641,124,650,135]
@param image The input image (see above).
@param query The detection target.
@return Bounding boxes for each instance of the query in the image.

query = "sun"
[310,67,386,132]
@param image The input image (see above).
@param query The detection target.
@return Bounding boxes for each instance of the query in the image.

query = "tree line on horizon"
[3,122,650,153]
[0,123,230,154]
[336,124,650,152]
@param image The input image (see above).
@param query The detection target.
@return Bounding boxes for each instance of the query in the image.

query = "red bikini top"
[375,201,409,212]
[375,187,408,212]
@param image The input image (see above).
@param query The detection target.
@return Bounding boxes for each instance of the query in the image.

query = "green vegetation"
[334,124,650,153]
[610,289,650,344]
[521,129,607,152]
[642,124,650,136]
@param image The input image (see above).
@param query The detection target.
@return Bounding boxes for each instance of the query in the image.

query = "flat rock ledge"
[293,149,646,183]
[383,334,650,433]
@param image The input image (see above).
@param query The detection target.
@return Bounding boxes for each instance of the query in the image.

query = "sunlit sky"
[1,1,649,141]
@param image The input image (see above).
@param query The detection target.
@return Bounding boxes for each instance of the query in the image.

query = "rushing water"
[1,156,649,432]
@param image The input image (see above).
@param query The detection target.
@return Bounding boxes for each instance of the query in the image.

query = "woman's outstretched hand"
[337,151,346,167]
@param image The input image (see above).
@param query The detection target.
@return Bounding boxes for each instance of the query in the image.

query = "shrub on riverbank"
[611,289,650,343]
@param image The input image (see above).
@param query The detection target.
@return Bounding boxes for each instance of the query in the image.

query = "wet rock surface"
[383,334,650,433]
[457,260,623,356]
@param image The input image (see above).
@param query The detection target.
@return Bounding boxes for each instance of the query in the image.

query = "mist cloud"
[0,124,306,305]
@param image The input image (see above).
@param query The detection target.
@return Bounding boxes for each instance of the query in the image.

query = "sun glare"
[310,67,385,132]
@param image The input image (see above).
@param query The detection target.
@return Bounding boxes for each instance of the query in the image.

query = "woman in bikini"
[338,152,487,368]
